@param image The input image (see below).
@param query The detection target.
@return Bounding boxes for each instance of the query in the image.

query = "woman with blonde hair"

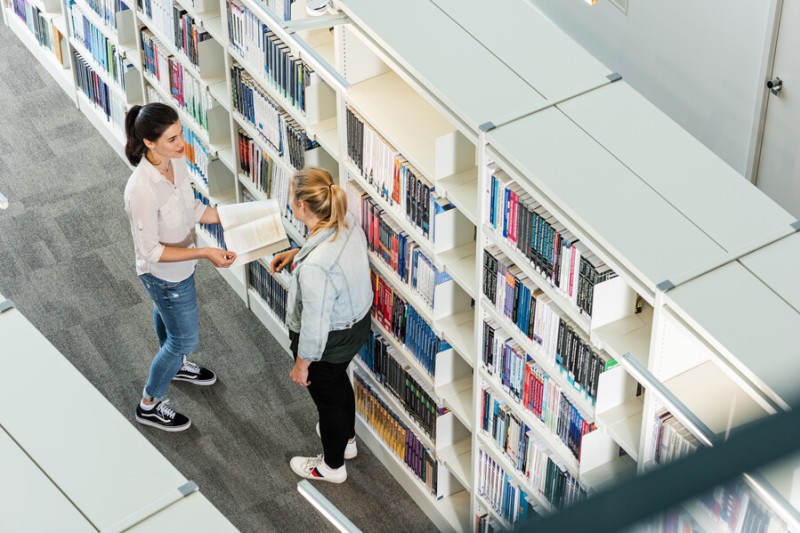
[271,167,372,483]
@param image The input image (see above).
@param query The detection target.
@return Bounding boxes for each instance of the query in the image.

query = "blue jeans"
[139,272,199,401]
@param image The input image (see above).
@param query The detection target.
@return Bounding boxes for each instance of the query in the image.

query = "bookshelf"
[5,0,800,531]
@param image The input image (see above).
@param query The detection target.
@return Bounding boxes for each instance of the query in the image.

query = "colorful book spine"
[226,0,314,113]
[487,171,618,318]
[369,270,451,376]
[477,448,536,526]
[73,51,126,129]
[358,329,444,438]
[354,371,442,498]
[141,29,211,129]
[346,107,454,242]
[237,129,307,239]
[193,189,226,249]
[248,259,289,325]
[483,247,607,404]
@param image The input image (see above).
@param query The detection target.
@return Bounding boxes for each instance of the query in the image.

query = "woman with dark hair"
[123,102,236,432]
[271,167,372,483]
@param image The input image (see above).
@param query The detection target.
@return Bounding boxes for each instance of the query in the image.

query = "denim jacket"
[286,212,373,361]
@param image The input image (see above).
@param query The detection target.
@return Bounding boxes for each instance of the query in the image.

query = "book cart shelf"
[4,0,800,530]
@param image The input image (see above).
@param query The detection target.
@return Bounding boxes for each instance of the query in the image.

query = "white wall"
[527,0,773,178]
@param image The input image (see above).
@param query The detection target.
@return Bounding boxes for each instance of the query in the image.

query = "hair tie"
[328,183,334,190]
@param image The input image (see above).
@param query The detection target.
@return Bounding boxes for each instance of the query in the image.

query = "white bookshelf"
[247,286,290,355]
[6,10,75,102]
[438,438,472,492]
[6,0,800,529]
[75,91,127,157]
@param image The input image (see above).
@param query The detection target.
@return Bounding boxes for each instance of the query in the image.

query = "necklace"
[146,151,171,177]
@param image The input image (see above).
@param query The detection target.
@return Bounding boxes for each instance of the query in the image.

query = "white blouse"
[124,157,207,282]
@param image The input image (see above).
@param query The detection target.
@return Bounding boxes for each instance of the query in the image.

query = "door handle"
[767,77,783,96]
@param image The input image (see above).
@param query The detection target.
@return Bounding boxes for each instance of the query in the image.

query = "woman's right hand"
[271,248,299,272]
[206,248,237,268]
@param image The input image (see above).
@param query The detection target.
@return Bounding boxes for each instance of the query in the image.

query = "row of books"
[169,4,213,68]
[238,129,276,190]
[236,130,307,239]
[481,371,594,464]
[483,247,607,402]
[183,126,211,188]
[68,0,130,88]
[473,512,499,533]
[227,0,316,113]
[478,448,536,527]
[137,0,168,40]
[352,187,452,309]
[488,171,617,317]
[488,321,602,447]
[358,330,444,438]
[82,0,130,31]
[525,438,585,510]
[354,372,443,498]
[74,51,126,129]
[346,107,456,242]
[141,29,213,130]
[483,245,560,360]
[371,270,451,376]
[11,0,67,66]
[193,190,226,248]
[653,410,700,466]
[480,388,534,474]
[650,413,775,532]
[702,483,772,533]
[231,64,314,168]
[248,258,288,325]
[284,120,318,170]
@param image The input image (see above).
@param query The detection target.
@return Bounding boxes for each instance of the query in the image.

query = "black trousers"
[306,359,356,469]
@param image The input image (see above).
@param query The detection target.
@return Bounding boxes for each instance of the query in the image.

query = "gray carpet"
[0,21,437,533]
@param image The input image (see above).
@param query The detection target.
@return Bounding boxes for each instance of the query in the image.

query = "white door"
[756,0,800,218]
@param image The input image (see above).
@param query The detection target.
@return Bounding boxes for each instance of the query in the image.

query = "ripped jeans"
[139,272,199,401]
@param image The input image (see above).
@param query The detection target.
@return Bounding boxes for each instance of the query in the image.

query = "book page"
[216,200,290,267]
[217,200,281,230]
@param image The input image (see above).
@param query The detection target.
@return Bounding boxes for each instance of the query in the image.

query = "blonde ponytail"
[290,167,348,240]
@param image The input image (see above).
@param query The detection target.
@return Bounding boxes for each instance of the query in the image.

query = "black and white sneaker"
[172,358,217,385]
[135,400,191,432]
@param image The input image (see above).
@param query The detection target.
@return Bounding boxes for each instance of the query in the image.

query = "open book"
[217,200,290,267]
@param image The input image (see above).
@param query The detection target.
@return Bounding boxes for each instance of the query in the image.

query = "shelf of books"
[649,409,793,532]
[5,1,74,100]
[68,0,137,60]
[226,0,339,139]
[353,364,472,533]
[247,256,291,356]
[478,150,662,516]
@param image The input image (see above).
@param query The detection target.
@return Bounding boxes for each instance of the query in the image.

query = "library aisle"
[0,21,435,533]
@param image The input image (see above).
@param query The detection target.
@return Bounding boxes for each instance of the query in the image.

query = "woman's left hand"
[290,360,311,387]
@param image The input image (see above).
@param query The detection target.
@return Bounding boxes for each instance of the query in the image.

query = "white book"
[217,200,290,267]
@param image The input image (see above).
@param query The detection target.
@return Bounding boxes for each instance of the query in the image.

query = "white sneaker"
[290,454,347,483]
[316,422,358,459]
